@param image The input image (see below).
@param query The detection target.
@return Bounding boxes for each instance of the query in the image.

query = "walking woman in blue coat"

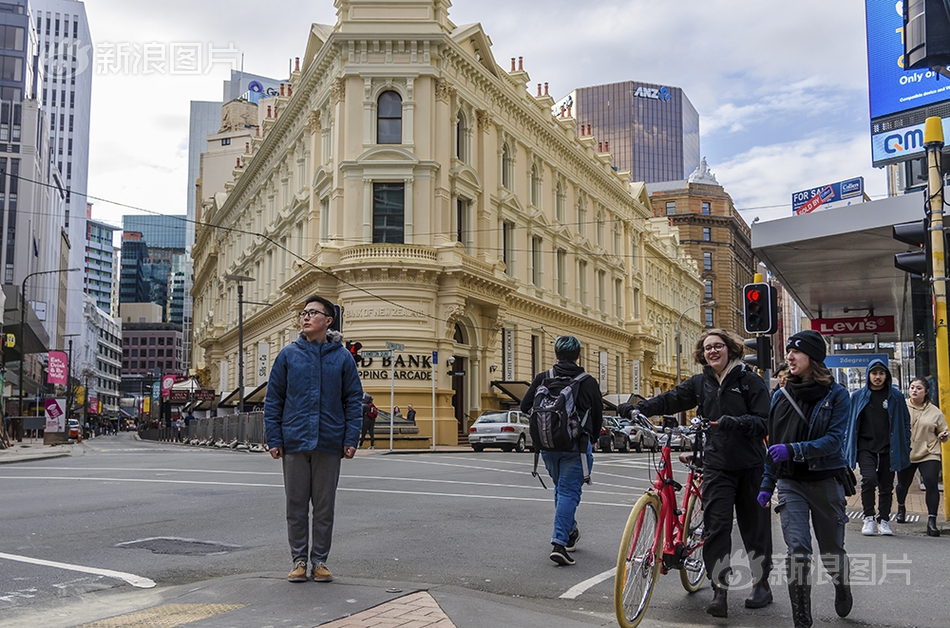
[845,359,911,536]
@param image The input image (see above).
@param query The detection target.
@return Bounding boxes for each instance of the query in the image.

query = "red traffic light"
[346,341,362,361]
[746,288,761,302]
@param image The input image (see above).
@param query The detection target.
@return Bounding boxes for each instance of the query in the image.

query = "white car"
[468,410,533,452]
[618,415,659,452]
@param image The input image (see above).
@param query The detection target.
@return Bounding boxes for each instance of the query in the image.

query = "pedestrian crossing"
[846,510,920,522]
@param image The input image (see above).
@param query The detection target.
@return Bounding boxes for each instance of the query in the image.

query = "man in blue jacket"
[264,295,363,583]
[846,359,911,536]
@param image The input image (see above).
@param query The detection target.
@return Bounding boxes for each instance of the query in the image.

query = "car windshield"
[475,412,508,424]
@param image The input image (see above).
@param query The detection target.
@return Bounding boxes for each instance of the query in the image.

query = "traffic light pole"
[923,116,950,520]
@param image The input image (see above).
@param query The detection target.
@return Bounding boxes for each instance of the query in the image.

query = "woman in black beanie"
[758,330,853,628]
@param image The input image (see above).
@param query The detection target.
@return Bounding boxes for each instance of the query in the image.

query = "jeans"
[776,477,848,580]
[541,445,594,546]
[857,449,894,521]
[282,449,342,565]
[896,459,942,517]
[359,419,375,448]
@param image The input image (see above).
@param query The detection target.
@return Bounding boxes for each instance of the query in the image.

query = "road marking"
[0,552,156,588]
[560,568,614,599]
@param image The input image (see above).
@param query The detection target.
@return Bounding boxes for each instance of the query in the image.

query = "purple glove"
[757,491,772,508]
[768,443,791,462]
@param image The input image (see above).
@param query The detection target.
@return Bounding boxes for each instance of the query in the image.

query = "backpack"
[529,369,592,487]
[366,403,378,420]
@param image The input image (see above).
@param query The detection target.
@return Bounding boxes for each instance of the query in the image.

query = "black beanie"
[786,330,826,364]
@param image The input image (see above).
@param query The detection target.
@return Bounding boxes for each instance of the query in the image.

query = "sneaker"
[549,543,575,566]
[877,520,894,536]
[288,560,308,582]
[312,562,333,582]
[565,528,580,552]
[861,516,876,536]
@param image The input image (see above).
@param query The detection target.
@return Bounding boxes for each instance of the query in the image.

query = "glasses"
[299,309,329,319]
[703,343,727,353]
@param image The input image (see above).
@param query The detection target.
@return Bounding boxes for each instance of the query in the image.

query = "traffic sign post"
[362,350,392,359]
[431,350,437,451]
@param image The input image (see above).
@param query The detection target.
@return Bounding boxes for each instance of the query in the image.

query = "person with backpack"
[360,393,378,449]
[520,335,603,566]
[618,328,772,618]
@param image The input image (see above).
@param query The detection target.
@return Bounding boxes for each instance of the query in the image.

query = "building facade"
[557,80,700,184]
[191,0,704,444]
[647,159,757,342]
[121,215,187,324]
[84,212,117,314]
[78,295,121,420]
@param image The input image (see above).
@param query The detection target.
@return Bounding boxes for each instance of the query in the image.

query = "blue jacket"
[845,359,911,471]
[263,330,363,455]
[761,382,851,493]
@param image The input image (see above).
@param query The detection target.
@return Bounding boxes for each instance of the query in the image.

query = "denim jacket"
[761,382,851,493]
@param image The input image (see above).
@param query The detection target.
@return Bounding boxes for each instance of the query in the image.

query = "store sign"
[257,341,269,384]
[503,328,515,381]
[812,315,895,335]
[357,353,434,380]
[632,360,641,397]
[45,398,66,432]
[599,351,608,393]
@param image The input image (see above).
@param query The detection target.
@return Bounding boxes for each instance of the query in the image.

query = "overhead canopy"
[491,380,531,406]
[244,381,267,405]
[2,284,50,361]
[218,386,256,408]
[752,192,924,343]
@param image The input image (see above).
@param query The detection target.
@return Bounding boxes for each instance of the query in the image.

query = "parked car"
[652,421,697,452]
[68,419,81,442]
[468,410,533,452]
[598,415,629,452]
[619,415,659,453]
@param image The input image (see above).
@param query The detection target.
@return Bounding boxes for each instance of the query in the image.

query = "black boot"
[744,579,773,609]
[896,503,906,523]
[831,557,852,618]
[787,556,812,628]
[927,515,941,537]
[705,585,728,618]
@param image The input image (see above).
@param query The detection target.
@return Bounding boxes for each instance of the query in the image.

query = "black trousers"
[702,466,773,588]
[857,449,894,521]
[896,459,941,517]
[359,419,375,447]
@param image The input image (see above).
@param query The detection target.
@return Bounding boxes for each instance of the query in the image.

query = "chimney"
[295,57,300,72]
[510,57,515,72]
[567,104,572,117]
[537,83,542,97]
[236,158,242,168]
[280,83,285,97]
[544,82,549,96]
[587,124,591,135]
[245,142,250,153]
[267,105,272,118]
[518,56,523,71]
[598,142,603,152]
[287,85,292,97]
[605,141,609,152]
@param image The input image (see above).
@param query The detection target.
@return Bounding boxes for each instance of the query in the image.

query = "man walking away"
[521,335,603,566]
[264,295,363,583]
[845,359,911,536]
[360,393,377,449]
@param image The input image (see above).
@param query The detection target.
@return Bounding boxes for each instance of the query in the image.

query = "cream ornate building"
[191,0,703,445]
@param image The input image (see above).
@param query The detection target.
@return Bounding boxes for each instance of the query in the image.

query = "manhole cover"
[116,537,243,556]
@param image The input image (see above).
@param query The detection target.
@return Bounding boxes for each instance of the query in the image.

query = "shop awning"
[243,381,267,404]
[491,380,531,406]
[219,386,256,408]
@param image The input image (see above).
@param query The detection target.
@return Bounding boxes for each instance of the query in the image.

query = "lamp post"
[675,300,716,384]
[18,268,79,433]
[223,274,255,412]
[61,333,81,427]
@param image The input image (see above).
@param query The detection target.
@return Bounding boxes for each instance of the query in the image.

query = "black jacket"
[634,363,770,471]
[521,360,604,445]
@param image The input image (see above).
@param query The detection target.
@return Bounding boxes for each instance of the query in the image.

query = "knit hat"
[786,330,826,364]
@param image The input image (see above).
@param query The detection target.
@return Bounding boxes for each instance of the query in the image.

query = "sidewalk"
[0,438,73,464]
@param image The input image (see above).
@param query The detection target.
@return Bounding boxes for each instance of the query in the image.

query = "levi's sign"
[812,316,894,336]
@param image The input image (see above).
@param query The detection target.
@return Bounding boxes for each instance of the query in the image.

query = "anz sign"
[634,85,671,102]
[871,121,946,166]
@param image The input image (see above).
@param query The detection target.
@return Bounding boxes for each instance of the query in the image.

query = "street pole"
[431,350,436,451]
[223,274,254,414]
[18,268,79,440]
[676,300,716,384]
[923,116,950,520]
[389,350,395,452]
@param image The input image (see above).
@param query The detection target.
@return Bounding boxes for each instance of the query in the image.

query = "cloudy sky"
[83,0,879,230]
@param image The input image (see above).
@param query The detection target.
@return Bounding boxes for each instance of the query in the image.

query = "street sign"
[823,354,890,369]
[448,370,466,377]
[385,342,405,351]
[363,350,392,358]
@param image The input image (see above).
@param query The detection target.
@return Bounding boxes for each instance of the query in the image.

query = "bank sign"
[792,178,864,215]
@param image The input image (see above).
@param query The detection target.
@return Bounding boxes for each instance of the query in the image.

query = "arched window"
[530,163,541,207]
[455,110,469,161]
[501,143,511,189]
[377,91,402,144]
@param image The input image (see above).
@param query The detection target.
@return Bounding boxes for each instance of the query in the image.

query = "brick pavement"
[318,591,455,628]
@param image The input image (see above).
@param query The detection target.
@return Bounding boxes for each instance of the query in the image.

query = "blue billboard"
[866,0,950,119]
[792,178,865,215]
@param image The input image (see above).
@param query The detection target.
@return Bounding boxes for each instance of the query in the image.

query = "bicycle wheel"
[615,492,662,628]
[679,489,705,592]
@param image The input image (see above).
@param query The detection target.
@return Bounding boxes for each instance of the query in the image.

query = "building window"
[702,201,711,215]
[455,110,468,162]
[578,260,588,303]
[377,90,402,144]
[703,252,712,270]
[597,270,606,312]
[596,211,605,247]
[555,180,565,222]
[456,198,471,252]
[531,235,542,287]
[577,199,587,237]
[221,138,230,146]
[372,182,404,243]
[501,143,512,189]
[665,201,675,215]
[704,280,713,300]
[614,278,623,318]
[556,248,567,296]
[703,227,711,241]
[530,163,541,207]
[705,308,714,327]
[531,334,541,375]
[502,220,514,276]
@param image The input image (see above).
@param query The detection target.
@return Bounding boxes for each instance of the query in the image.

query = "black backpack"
[529,369,592,486]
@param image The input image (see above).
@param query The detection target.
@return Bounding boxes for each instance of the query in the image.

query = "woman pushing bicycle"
[619,328,772,618]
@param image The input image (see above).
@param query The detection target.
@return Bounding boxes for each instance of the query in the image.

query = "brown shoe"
[312,562,333,582]
[287,560,308,582]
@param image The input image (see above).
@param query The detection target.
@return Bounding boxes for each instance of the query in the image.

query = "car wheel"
[515,435,527,453]
[472,444,485,452]
[634,437,643,453]
[602,439,613,453]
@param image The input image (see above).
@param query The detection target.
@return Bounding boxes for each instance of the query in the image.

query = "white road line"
[0,552,156,588]
[560,568,615,599]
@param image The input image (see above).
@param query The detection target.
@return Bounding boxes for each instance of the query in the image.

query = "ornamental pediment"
[449,162,482,189]
[356,146,420,165]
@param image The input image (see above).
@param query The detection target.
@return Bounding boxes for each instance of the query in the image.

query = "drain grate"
[115,537,243,556]
[77,603,245,627]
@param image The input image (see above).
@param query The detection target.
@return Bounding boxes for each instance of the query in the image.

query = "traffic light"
[743,336,772,371]
[346,340,362,362]
[904,0,950,71]
[893,218,930,276]
[330,304,344,333]
[742,283,777,334]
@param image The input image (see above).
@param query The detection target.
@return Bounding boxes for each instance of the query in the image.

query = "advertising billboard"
[791,178,865,215]
[866,0,950,119]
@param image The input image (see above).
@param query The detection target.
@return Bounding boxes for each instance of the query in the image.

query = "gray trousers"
[282,449,342,565]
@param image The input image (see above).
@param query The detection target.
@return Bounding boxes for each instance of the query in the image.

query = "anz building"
[556,81,700,184]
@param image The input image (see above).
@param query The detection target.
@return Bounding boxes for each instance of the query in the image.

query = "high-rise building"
[556,80,700,184]
[84,208,118,315]
[120,215,187,324]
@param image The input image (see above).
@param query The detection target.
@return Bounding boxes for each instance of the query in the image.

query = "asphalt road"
[0,433,948,627]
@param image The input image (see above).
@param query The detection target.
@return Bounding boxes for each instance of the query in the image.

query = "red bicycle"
[614,415,707,628]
